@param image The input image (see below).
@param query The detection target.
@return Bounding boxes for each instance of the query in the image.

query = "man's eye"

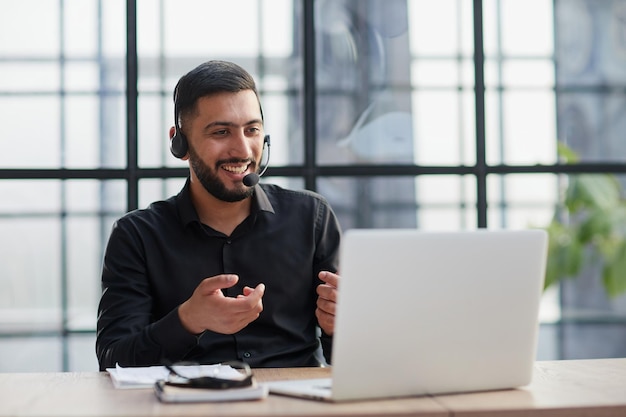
[214,130,228,136]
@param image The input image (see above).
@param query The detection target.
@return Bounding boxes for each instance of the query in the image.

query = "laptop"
[266,228,548,402]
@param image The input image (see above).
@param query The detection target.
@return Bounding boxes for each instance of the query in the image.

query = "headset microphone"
[242,135,271,187]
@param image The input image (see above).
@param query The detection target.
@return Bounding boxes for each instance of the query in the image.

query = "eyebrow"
[203,119,263,131]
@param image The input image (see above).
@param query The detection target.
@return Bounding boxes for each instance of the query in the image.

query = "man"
[96,60,341,371]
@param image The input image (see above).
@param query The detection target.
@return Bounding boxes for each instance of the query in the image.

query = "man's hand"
[178,274,265,335]
[316,271,339,336]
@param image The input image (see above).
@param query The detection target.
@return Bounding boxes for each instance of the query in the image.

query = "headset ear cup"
[170,131,188,159]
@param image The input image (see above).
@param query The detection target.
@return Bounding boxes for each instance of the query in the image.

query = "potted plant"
[544,143,626,297]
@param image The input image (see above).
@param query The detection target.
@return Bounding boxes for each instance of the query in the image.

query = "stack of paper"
[106,364,268,402]
[107,364,243,389]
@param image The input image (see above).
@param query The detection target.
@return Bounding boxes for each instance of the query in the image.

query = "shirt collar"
[176,178,275,227]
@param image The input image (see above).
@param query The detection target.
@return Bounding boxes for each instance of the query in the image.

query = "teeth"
[222,165,248,174]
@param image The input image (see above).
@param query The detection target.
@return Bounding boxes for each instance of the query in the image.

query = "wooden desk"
[437,358,626,417]
[1,359,625,417]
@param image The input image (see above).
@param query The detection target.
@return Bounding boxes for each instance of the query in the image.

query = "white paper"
[107,363,242,389]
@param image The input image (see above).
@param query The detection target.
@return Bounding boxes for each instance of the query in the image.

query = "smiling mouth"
[221,161,252,175]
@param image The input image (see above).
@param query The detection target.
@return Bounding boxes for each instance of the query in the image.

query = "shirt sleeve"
[96,218,198,371]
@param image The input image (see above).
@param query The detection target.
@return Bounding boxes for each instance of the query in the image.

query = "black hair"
[173,60,263,131]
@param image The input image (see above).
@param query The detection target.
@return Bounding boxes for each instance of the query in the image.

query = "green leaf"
[557,142,580,164]
[602,240,626,297]
[577,208,614,244]
[566,175,621,212]
[543,142,626,296]
[544,221,584,289]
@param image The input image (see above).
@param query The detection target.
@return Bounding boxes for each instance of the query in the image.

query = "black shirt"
[96,180,341,371]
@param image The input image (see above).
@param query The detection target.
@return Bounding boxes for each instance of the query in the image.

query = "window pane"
[0,180,61,214]
[100,94,128,168]
[139,178,187,208]
[67,216,102,331]
[320,176,418,230]
[0,337,62,372]
[138,94,171,167]
[65,180,126,213]
[416,175,478,230]
[502,61,555,88]
[416,175,477,205]
[0,97,60,168]
[558,323,626,359]
[486,90,557,165]
[66,93,127,169]
[266,177,305,192]
[555,1,626,162]
[316,0,415,165]
[0,179,125,337]
[485,0,554,57]
[537,323,559,360]
[411,60,461,87]
[68,333,99,371]
[64,62,100,92]
[260,0,294,56]
[320,175,476,231]
[101,0,126,56]
[64,96,100,168]
[0,1,59,56]
[64,0,99,56]
[487,174,557,229]
[0,218,61,332]
[413,90,476,165]
[557,92,626,162]
[162,0,260,56]
[500,0,553,56]
[262,92,302,167]
[408,0,473,56]
[0,63,60,92]
[503,91,556,165]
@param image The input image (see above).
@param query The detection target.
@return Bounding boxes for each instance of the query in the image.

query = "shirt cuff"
[149,307,199,359]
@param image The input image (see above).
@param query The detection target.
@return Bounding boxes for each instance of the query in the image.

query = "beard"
[188,145,256,203]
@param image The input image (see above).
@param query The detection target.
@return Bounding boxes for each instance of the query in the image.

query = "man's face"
[184,90,264,202]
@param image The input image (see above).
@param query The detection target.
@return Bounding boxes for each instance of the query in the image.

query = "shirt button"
[243,352,251,358]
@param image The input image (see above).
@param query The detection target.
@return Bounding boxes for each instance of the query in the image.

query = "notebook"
[266,229,548,402]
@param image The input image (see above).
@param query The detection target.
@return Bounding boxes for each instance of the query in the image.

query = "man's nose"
[229,130,253,157]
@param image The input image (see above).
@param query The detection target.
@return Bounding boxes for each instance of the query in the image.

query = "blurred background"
[1,0,625,372]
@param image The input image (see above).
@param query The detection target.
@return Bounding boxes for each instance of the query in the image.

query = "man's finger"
[318,271,339,288]
[237,283,265,298]
[317,297,336,315]
[317,282,337,302]
[197,274,239,295]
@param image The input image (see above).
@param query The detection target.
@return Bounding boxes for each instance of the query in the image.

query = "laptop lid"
[268,229,548,402]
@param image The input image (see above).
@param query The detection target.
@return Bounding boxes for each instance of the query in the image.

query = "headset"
[170,86,271,186]
[170,96,189,159]
[170,104,271,187]
[169,130,188,159]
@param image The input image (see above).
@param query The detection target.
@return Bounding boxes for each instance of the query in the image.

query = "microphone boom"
[242,173,260,187]
[242,135,270,187]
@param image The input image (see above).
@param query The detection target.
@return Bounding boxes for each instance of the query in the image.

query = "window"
[1,0,625,371]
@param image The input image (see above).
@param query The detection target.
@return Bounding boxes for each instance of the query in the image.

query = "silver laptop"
[266,229,548,402]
